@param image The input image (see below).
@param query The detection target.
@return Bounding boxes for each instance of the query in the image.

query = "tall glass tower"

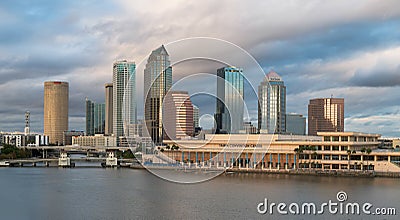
[144,45,172,144]
[258,71,286,134]
[215,66,244,134]
[113,60,136,145]
[85,98,94,135]
[86,98,105,135]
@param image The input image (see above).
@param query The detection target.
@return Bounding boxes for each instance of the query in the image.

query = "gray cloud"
[350,65,400,87]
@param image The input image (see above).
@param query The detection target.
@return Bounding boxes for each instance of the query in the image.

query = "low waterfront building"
[72,134,116,147]
[63,130,85,146]
[162,132,400,173]
[1,132,49,147]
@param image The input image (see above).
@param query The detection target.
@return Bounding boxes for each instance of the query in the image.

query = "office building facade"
[44,81,69,145]
[144,45,172,144]
[113,60,136,145]
[105,83,113,135]
[308,98,344,135]
[164,91,194,140]
[193,105,199,128]
[86,98,105,135]
[258,71,286,134]
[215,66,244,134]
[286,113,306,135]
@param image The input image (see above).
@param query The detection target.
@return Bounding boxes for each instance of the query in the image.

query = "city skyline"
[1,1,400,137]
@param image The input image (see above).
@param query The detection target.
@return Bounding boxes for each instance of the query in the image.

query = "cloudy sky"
[1,0,400,137]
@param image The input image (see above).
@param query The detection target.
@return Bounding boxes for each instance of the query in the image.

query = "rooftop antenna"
[24,111,30,135]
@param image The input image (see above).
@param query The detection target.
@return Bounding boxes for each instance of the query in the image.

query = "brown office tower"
[163,91,194,140]
[44,81,69,145]
[308,98,344,135]
[104,83,113,135]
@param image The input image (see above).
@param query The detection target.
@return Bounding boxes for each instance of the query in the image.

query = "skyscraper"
[86,98,94,135]
[44,81,69,145]
[258,71,286,134]
[215,66,244,134]
[86,98,105,135]
[164,91,194,140]
[144,45,172,144]
[105,83,113,135]
[193,105,199,129]
[286,113,306,135]
[113,60,136,145]
[308,98,344,135]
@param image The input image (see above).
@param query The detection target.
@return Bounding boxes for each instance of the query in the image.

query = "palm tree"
[366,148,372,170]
[360,147,366,171]
[347,150,352,171]
[294,148,299,170]
[312,151,318,170]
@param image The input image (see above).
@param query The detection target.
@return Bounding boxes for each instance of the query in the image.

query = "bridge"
[24,145,136,151]
[5,157,138,167]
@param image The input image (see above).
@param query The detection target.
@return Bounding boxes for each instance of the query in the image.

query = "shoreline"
[129,164,400,178]
[2,164,400,178]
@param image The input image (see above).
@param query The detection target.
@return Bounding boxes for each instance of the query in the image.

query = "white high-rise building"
[113,60,136,145]
[258,71,286,134]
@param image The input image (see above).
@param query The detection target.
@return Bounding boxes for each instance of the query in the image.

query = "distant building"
[2,132,48,147]
[128,119,144,137]
[192,105,201,136]
[63,130,85,146]
[44,81,69,145]
[2,134,24,147]
[105,83,113,135]
[193,105,199,128]
[24,111,30,135]
[378,138,400,149]
[258,71,286,134]
[113,60,136,145]
[144,45,172,144]
[215,66,244,134]
[286,113,306,135]
[86,98,105,135]
[240,122,258,134]
[308,98,344,135]
[72,134,116,147]
[164,91,194,140]
[86,98,94,135]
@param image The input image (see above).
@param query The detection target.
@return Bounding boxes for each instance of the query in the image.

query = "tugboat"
[101,151,119,168]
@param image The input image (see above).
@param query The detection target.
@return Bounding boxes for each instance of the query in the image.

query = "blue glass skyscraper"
[215,66,244,134]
